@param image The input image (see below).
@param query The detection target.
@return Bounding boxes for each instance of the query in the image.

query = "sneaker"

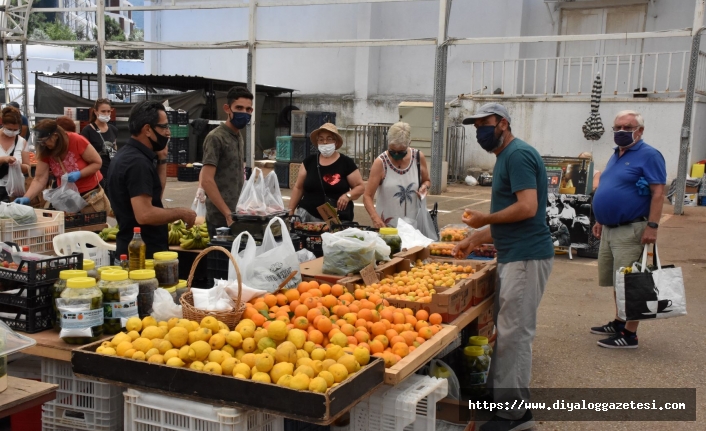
[590,320,624,335]
[597,332,638,349]
[480,410,535,431]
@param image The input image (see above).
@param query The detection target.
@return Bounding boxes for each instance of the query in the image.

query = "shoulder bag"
[0,135,19,179]
[317,155,354,221]
[55,156,111,215]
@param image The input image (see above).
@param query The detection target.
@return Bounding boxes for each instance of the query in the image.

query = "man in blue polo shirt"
[590,110,666,349]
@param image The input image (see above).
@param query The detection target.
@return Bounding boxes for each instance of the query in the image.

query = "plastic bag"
[397,218,434,250]
[235,167,267,216]
[322,228,391,275]
[191,189,207,225]
[465,175,478,186]
[296,248,317,263]
[0,202,37,225]
[264,172,286,214]
[192,283,235,311]
[150,288,182,321]
[5,163,25,198]
[228,217,302,292]
[43,174,87,213]
[56,298,103,339]
[415,198,439,241]
[216,278,267,304]
[429,359,460,400]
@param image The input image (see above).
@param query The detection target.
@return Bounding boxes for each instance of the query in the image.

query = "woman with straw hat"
[288,123,364,222]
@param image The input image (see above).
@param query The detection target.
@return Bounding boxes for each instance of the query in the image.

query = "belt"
[604,217,647,229]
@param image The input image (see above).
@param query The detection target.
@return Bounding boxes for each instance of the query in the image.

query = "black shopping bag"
[624,272,658,321]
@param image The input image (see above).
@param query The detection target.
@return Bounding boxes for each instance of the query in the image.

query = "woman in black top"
[80,98,118,188]
[288,123,364,222]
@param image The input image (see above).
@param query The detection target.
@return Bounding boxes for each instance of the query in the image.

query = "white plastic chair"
[53,231,117,267]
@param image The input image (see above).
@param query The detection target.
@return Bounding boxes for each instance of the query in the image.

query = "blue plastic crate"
[274,162,290,189]
[276,136,293,162]
[291,137,307,162]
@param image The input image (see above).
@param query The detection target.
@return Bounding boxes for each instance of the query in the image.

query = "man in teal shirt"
[454,103,554,431]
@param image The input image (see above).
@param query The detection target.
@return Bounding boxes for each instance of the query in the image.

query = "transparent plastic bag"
[150,288,182,321]
[429,359,460,400]
[235,167,267,216]
[43,174,87,213]
[191,188,207,224]
[263,171,285,213]
[57,298,103,339]
[415,198,439,242]
[322,228,391,275]
[0,202,37,225]
[5,163,25,198]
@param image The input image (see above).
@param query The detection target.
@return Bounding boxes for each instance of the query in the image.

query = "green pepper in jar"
[58,277,104,345]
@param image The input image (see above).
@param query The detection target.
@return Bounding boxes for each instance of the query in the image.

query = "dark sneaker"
[590,320,624,335]
[480,410,535,431]
[597,332,638,349]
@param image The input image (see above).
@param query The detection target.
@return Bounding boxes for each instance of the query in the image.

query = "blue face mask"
[229,111,251,130]
[613,130,635,147]
[476,125,502,152]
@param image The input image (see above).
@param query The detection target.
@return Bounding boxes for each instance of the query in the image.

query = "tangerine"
[297,282,310,293]
[263,294,277,308]
[308,330,324,345]
[284,289,300,303]
[331,284,344,297]
[319,284,331,295]
[294,304,309,318]
[369,340,385,354]
[371,322,386,336]
[316,318,332,334]
[392,342,409,357]
[354,331,370,344]
[415,310,429,322]
[341,324,356,336]
[307,308,322,322]
[429,313,443,325]
[251,313,266,327]
[308,288,322,298]
[374,335,389,348]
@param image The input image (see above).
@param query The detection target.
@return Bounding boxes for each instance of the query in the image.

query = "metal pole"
[430,0,451,195]
[2,40,9,104]
[21,41,29,119]
[246,0,257,168]
[96,0,107,98]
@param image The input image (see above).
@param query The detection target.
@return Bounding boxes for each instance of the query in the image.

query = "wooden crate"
[383,324,458,385]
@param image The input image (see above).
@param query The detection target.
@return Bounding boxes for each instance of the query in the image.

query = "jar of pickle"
[145,259,154,270]
[96,265,122,282]
[58,277,104,344]
[175,280,188,303]
[463,346,490,384]
[468,335,493,357]
[83,260,98,279]
[98,270,139,335]
[130,270,159,318]
[379,228,402,256]
[52,270,88,331]
[153,252,179,286]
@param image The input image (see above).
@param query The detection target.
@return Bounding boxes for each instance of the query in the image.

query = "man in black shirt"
[106,101,196,258]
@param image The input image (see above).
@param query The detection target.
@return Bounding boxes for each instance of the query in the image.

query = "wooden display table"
[23,330,110,362]
[0,377,58,418]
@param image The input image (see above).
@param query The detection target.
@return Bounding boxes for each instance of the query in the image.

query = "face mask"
[229,111,251,130]
[476,125,503,152]
[318,143,336,157]
[97,115,111,123]
[389,149,407,160]
[149,128,170,152]
[2,128,19,138]
[613,130,635,147]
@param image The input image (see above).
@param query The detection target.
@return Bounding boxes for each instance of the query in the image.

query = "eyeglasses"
[612,125,639,132]
[153,123,169,129]
[317,137,337,144]
[388,149,407,157]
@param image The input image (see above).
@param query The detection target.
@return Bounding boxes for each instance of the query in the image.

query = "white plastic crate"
[40,358,123,430]
[352,375,448,431]
[0,209,64,253]
[124,388,285,431]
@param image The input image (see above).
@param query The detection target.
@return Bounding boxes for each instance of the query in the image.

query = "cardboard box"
[73,341,385,424]
[671,193,698,207]
[685,186,698,194]
[436,397,475,426]
[478,322,495,339]
[300,257,350,284]
[478,306,494,327]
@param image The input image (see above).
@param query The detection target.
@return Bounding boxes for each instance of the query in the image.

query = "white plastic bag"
[296,248,317,263]
[228,217,302,292]
[397,218,434,250]
[5,163,25,198]
[43,174,87,213]
[465,175,478,186]
[192,284,235,311]
[150,288,182,321]
[322,228,391,275]
[191,188,207,225]
[235,167,268,216]
[216,279,267,305]
[415,198,439,241]
[0,202,37,225]
[429,359,460,400]
[263,172,285,214]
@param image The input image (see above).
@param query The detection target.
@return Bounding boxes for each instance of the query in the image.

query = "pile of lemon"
[95,315,370,393]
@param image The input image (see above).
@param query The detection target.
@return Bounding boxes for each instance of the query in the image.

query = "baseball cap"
[462,103,511,125]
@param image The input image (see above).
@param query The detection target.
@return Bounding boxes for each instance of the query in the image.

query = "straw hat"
[309,123,343,149]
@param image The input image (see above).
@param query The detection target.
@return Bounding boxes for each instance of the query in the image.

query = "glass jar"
[130,269,159,318]
[175,280,188,303]
[96,266,122,282]
[52,270,88,331]
[469,335,493,357]
[58,277,104,345]
[153,252,179,286]
[161,285,178,303]
[83,260,98,279]
[145,259,154,270]
[463,346,490,384]
[379,227,402,256]
[98,270,139,335]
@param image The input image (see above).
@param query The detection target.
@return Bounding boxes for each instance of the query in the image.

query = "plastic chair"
[53,231,117,267]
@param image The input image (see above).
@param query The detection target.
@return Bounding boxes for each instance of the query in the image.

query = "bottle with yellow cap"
[379,227,402,256]
[153,252,179,286]
[130,269,159,318]
[57,277,104,344]
[51,270,88,331]
[83,260,97,279]
[98,270,139,334]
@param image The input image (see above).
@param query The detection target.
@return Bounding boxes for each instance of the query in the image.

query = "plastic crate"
[167,139,189,164]
[169,125,189,138]
[276,136,293,162]
[0,209,64,253]
[351,375,448,431]
[63,211,107,229]
[167,163,178,178]
[41,358,123,430]
[124,388,285,431]
[0,282,52,308]
[297,232,323,258]
[0,253,83,285]
[289,163,301,189]
[0,304,53,333]
[178,165,202,182]
[305,112,336,148]
[291,110,307,137]
[76,108,91,122]
[206,238,236,286]
[166,110,179,124]
[284,419,330,431]
[274,163,289,189]
[177,110,189,125]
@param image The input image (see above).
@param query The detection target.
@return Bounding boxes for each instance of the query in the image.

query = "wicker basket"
[179,246,245,330]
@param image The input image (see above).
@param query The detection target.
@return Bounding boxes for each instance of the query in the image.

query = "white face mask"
[318,143,336,157]
[97,115,111,123]
[2,128,19,138]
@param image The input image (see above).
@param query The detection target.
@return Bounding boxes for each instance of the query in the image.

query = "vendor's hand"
[462,209,489,229]
[373,218,386,229]
[14,197,30,205]
[592,222,602,239]
[452,237,475,259]
[66,171,82,183]
[196,187,206,204]
[181,209,197,227]
[337,194,350,212]
[641,226,657,244]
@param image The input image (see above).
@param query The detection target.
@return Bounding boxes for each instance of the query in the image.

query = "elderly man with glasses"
[590,110,666,349]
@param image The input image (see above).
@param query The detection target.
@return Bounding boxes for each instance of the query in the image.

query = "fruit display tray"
[71,344,385,424]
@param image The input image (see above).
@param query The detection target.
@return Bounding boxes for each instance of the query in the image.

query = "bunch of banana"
[180,223,209,250]
[168,220,188,246]
[99,225,119,242]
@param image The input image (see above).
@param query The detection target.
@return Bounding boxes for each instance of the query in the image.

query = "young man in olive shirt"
[199,86,254,238]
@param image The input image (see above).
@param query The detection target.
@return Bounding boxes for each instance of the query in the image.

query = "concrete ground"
[163,178,705,430]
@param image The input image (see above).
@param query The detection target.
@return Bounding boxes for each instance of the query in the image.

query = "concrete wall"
[453,96,702,180]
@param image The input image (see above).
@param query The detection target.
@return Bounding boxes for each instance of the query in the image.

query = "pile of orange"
[243,281,443,368]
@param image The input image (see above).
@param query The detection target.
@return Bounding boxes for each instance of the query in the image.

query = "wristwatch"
[157,159,168,165]
[346,193,352,199]
[647,221,659,229]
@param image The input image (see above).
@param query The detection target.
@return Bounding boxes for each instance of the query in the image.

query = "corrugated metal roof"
[35,72,295,95]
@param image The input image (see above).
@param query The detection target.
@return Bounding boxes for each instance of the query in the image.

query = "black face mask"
[149,127,170,152]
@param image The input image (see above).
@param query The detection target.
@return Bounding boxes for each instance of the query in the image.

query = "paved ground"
[163,178,705,430]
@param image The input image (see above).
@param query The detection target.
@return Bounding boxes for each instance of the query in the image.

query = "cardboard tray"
[299,258,349,284]
[71,342,385,425]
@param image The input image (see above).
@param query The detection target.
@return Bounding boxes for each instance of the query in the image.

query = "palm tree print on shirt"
[394,183,416,216]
